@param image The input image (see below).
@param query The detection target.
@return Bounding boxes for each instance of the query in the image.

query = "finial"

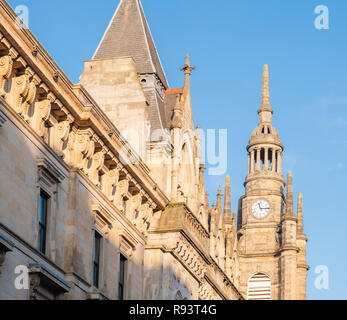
[286,171,294,215]
[185,54,190,66]
[258,64,273,122]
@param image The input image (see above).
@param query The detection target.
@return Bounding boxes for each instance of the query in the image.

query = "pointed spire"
[258,64,273,123]
[93,0,169,89]
[224,176,231,218]
[297,192,304,232]
[286,171,294,215]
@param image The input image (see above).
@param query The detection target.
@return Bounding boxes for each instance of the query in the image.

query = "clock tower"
[237,65,309,300]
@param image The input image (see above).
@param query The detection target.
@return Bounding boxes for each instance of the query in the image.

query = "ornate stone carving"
[138,201,155,233]
[33,93,55,138]
[173,237,207,281]
[114,179,129,212]
[75,130,95,171]
[106,167,120,200]
[12,68,40,121]
[87,150,105,186]
[63,130,76,165]
[53,115,73,156]
[198,281,221,300]
[0,55,13,97]
[129,193,142,223]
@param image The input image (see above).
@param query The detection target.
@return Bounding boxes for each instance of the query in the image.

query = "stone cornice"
[244,172,285,187]
[0,0,169,212]
[238,251,280,258]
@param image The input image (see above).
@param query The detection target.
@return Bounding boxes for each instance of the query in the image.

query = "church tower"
[237,65,308,300]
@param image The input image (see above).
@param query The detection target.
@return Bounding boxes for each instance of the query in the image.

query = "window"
[38,190,50,254]
[118,254,127,300]
[247,273,271,300]
[93,232,102,288]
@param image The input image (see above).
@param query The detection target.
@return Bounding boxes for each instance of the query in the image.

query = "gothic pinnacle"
[286,171,294,215]
[224,176,231,218]
[180,54,195,94]
[297,192,304,232]
[217,185,222,210]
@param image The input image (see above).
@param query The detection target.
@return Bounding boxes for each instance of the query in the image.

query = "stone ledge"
[28,263,70,291]
[86,291,109,300]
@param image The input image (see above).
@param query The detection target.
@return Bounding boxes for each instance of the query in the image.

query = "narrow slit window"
[38,190,50,254]
[118,254,127,300]
[93,232,102,288]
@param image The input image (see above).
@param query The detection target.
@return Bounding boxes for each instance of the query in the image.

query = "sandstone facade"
[0,0,307,300]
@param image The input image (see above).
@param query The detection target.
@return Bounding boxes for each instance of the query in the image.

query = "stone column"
[271,148,276,172]
[256,148,261,171]
[264,147,269,171]
[278,150,282,174]
[250,149,255,173]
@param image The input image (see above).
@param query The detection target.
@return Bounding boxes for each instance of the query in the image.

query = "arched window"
[247,273,271,300]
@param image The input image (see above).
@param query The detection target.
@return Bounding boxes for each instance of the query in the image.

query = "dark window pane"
[118,255,127,300]
[93,232,102,288]
[38,190,49,254]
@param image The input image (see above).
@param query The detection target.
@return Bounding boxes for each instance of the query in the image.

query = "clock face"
[251,199,271,218]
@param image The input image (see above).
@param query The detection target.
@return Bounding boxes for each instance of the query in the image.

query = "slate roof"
[93,0,169,89]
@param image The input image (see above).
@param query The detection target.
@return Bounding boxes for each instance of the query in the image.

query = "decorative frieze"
[173,236,207,281]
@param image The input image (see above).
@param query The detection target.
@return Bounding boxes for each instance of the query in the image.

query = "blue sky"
[6,0,347,299]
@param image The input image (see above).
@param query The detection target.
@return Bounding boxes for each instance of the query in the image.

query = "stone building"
[0,0,308,300]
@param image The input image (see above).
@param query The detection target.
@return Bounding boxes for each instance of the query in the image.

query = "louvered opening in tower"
[247,273,271,300]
